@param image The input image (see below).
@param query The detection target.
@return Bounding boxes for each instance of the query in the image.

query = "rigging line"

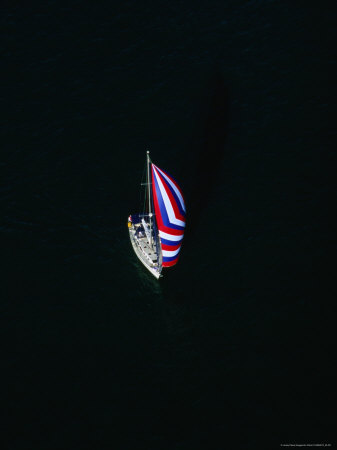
[143,158,147,215]
[139,158,147,214]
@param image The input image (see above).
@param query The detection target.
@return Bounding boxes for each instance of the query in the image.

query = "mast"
[146,150,152,248]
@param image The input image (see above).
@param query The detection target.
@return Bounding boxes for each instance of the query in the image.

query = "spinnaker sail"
[151,164,186,267]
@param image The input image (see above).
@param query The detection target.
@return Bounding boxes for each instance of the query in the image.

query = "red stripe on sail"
[162,256,180,267]
[161,242,181,251]
[153,165,185,206]
[154,167,186,223]
[151,165,184,236]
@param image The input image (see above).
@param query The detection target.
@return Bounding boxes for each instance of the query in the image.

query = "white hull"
[128,223,162,279]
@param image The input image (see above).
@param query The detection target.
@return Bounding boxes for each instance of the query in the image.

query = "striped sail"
[151,163,186,267]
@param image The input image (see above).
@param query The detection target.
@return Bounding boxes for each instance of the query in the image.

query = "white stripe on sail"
[153,167,185,227]
[162,247,181,258]
[159,230,184,242]
[155,165,186,213]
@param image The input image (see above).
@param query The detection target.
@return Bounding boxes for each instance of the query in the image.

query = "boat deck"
[137,237,158,263]
[128,224,162,278]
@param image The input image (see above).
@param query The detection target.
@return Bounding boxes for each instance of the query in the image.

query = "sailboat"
[128,150,186,279]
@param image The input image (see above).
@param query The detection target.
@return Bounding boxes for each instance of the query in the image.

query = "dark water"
[2,2,336,448]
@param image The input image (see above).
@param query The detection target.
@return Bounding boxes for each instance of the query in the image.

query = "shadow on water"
[133,259,163,297]
[159,69,231,303]
[180,68,230,246]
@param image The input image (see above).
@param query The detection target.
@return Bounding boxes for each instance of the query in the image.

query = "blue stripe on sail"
[164,181,185,219]
[155,166,184,206]
[155,168,186,218]
[160,237,183,246]
[152,168,185,231]
[162,254,179,262]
